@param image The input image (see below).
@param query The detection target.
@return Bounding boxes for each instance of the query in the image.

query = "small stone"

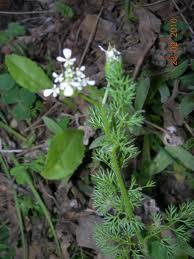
[10,119,18,128]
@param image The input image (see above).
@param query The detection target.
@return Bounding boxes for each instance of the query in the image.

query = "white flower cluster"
[43,48,95,98]
[99,44,121,63]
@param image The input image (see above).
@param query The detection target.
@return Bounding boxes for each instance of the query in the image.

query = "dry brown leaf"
[134,7,161,45]
[76,214,102,251]
[81,15,116,42]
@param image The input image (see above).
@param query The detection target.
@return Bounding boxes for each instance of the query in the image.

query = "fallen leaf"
[81,15,116,42]
[76,214,102,251]
[134,7,161,44]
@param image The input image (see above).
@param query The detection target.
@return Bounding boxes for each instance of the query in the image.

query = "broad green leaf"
[135,77,150,110]
[6,22,26,38]
[11,103,31,121]
[165,146,194,170]
[57,117,69,129]
[148,148,173,176]
[43,116,63,134]
[158,83,170,103]
[179,95,194,117]
[55,1,74,17]
[180,73,194,89]
[5,54,52,92]
[0,31,9,45]
[0,73,15,91]
[10,165,28,185]
[19,88,36,106]
[41,129,85,180]
[149,240,169,259]
[164,60,188,80]
[1,85,19,104]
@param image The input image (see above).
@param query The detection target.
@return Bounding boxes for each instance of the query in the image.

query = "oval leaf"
[148,148,173,176]
[41,129,85,180]
[158,83,170,103]
[135,77,150,110]
[164,60,188,80]
[165,146,194,170]
[43,116,63,134]
[0,73,15,91]
[179,95,194,117]
[5,54,52,92]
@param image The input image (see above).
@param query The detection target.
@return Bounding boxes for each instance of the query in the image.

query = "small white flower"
[80,78,95,87]
[64,85,74,97]
[59,81,69,90]
[75,67,86,79]
[43,84,60,97]
[99,44,121,62]
[80,66,85,71]
[52,72,64,83]
[56,48,76,67]
[71,81,82,88]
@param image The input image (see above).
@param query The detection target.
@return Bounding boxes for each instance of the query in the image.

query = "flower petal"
[53,92,58,97]
[64,85,74,97]
[43,89,53,97]
[87,80,95,86]
[63,48,72,59]
[52,72,58,78]
[71,81,81,88]
[98,45,106,52]
[56,56,66,62]
[54,78,59,83]
[80,66,85,71]
[60,82,68,90]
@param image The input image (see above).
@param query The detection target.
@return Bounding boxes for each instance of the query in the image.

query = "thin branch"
[184,121,194,137]
[78,4,104,67]
[171,0,194,34]
[0,10,54,15]
[0,143,47,154]
[144,119,168,134]
[143,0,169,7]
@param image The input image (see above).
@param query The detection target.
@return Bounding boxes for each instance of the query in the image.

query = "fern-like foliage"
[88,46,194,258]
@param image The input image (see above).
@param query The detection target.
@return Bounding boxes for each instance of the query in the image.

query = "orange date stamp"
[160,17,179,66]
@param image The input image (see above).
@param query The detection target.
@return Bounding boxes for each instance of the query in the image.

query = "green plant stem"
[102,82,110,105]
[100,106,148,255]
[0,154,28,259]
[0,120,27,143]
[110,146,133,217]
